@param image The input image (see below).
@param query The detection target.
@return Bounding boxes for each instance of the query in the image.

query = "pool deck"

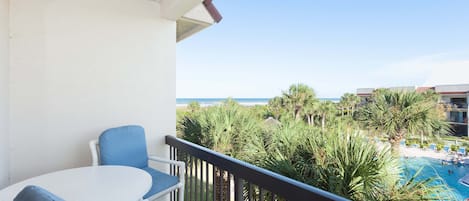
[399,147,447,159]
[399,146,469,163]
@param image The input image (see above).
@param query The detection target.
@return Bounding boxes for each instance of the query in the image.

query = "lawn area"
[402,135,469,152]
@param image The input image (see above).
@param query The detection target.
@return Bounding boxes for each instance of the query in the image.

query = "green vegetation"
[177,84,456,200]
[178,98,261,158]
[338,93,361,117]
[357,89,450,153]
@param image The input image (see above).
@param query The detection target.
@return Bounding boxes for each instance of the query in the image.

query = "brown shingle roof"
[203,0,222,23]
[416,87,434,93]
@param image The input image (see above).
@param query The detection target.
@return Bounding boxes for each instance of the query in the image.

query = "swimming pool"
[402,157,469,200]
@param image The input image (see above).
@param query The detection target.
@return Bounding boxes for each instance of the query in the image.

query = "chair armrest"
[148,155,185,168]
[89,140,99,166]
[148,155,186,183]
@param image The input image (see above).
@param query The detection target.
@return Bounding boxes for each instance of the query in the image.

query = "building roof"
[435,84,469,94]
[356,88,374,96]
[416,87,434,93]
[203,0,222,23]
[356,84,469,96]
[176,0,223,42]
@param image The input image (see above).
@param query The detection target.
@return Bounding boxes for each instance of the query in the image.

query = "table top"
[0,165,152,201]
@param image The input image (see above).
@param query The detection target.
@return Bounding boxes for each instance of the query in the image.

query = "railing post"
[234,176,244,201]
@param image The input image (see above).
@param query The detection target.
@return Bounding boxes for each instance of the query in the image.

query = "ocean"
[176,98,340,107]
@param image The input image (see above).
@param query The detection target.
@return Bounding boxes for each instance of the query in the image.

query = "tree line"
[176,83,454,200]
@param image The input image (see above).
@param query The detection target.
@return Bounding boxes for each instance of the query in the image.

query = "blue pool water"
[402,157,469,200]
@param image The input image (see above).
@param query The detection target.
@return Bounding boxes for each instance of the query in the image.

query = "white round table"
[0,166,152,201]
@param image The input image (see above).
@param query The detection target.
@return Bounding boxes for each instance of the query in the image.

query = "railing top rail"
[165,135,349,201]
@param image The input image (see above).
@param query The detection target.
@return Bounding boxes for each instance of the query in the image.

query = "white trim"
[159,0,202,21]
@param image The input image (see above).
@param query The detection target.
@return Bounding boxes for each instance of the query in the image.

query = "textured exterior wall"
[0,0,10,188]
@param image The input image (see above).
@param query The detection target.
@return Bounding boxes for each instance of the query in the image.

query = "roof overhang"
[158,0,222,42]
[357,93,372,97]
[356,88,374,95]
[435,84,469,94]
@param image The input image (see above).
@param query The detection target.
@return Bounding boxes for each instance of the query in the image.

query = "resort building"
[436,84,469,137]
[357,84,469,137]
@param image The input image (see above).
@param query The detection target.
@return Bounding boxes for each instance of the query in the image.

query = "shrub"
[461,142,469,148]
[406,138,415,146]
[405,140,411,146]
[436,144,443,151]
[450,145,459,152]
[419,141,429,149]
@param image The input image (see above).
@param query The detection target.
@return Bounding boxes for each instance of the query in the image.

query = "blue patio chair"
[89,125,185,201]
[443,145,450,153]
[400,139,406,147]
[14,185,64,201]
[429,144,436,151]
[458,147,466,156]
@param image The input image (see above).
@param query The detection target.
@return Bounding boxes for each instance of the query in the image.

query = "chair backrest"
[98,125,149,168]
[429,144,436,150]
[459,147,466,154]
[14,185,65,201]
[443,145,450,152]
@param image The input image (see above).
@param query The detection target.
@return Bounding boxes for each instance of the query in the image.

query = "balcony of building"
[0,0,351,200]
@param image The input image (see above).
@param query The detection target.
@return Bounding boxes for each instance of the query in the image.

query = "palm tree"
[386,167,457,201]
[339,93,351,116]
[187,101,201,112]
[178,98,262,201]
[357,89,449,153]
[177,93,455,201]
[340,93,361,117]
[339,94,348,116]
[349,93,361,115]
[282,84,317,121]
[261,124,455,200]
[267,96,286,120]
[318,100,336,131]
[303,99,320,126]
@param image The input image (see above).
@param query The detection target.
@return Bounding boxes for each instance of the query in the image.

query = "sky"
[176,0,469,98]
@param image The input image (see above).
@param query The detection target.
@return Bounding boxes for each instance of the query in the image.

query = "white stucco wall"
[9,0,176,182]
[0,0,10,188]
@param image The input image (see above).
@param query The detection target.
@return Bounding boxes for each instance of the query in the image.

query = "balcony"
[165,135,349,201]
[451,103,468,110]
[441,103,468,111]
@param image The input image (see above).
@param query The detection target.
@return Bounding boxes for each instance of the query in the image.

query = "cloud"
[368,52,469,88]
[423,60,469,86]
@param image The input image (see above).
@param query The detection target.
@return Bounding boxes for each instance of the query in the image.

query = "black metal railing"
[166,135,349,201]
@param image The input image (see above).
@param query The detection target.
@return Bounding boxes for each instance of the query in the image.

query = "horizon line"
[176,97,341,99]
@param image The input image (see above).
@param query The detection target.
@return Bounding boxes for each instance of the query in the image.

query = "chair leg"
[178,186,184,201]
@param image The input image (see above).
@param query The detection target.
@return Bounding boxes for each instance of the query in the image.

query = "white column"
[0,0,10,188]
